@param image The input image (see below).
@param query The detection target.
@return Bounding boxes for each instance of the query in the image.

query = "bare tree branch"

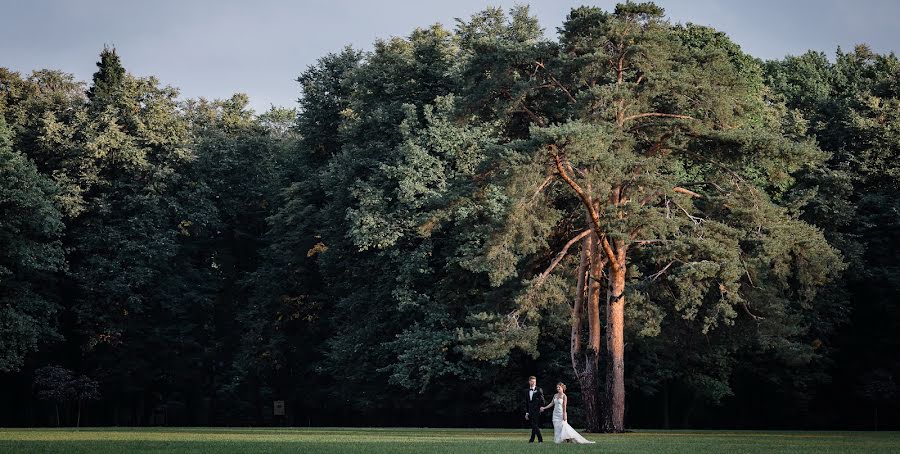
[673,200,704,224]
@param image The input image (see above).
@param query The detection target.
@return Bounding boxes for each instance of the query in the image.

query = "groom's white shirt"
[529,388,536,400]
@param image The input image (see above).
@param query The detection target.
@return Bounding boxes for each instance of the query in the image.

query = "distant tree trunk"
[682,393,698,428]
[55,404,60,427]
[662,380,670,429]
[77,400,81,427]
[603,243,627,433]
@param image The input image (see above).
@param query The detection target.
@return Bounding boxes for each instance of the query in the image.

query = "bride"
[540,383,595,444]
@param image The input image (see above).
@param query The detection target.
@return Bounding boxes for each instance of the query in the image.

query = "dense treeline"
[1,3,898,430]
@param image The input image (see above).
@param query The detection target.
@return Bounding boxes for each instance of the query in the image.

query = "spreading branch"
[673,200,704,224]
[639,190,665,207]
[550,147,622,272]
[649,260,676,281]
[632,239,667,246]
[519,105,547,127]
[681,148,750,188]
[673,186,704,199]
[646,132,673,156]
[535,61,577,103]
[505,88,547,127]
[679,181,728,194]
[742,302,765,321]
[535,229,592,286]
[639,186,703,207]
[531,174,556,201]
[623,112,696,123]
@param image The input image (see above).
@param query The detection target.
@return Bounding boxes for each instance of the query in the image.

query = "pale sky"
[2,0,898,112]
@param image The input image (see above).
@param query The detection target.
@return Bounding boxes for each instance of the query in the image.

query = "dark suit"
[524,386,545,442]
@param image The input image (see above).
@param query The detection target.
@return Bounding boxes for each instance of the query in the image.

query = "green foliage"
[87,47,127,112]
[443,4,843,410]
[68,57,192,355]
[33,366,100,403]
[0,2,895,430]
[766,45,900,423]
[0,118,65,372]
[245,2,847,419]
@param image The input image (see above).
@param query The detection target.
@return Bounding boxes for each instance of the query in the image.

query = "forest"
[1,3,898,431]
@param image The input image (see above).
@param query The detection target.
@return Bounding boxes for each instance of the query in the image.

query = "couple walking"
[524,375,595,444]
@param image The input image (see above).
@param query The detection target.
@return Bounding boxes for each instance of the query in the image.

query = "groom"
[524,375,545,443]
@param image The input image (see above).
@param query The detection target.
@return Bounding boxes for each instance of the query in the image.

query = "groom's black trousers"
[529,413,543,442]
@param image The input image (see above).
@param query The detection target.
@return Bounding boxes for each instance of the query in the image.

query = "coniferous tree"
[454,4,843,431]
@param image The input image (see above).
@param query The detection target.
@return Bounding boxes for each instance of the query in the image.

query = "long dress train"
[552,395,596,444]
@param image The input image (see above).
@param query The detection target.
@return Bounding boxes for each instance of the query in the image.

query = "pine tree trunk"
[603,259,626,432]
[570,235,603,432]
[570,237,589,377]
[584,240,604,432]
[577,350,602,432]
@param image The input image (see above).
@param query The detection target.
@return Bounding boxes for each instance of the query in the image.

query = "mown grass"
[1,427,898,453]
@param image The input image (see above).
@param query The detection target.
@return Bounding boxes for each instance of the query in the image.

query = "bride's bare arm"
[562,395,568,421]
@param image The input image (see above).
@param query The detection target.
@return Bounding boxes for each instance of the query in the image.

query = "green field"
[1,427,898,453]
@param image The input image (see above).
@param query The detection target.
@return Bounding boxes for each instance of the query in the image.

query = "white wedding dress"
[552,395,595,444]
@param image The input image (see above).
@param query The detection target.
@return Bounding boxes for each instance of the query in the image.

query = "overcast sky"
[2,0,898,112]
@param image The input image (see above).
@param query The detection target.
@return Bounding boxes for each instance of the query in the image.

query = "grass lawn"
[1,427,898,453]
